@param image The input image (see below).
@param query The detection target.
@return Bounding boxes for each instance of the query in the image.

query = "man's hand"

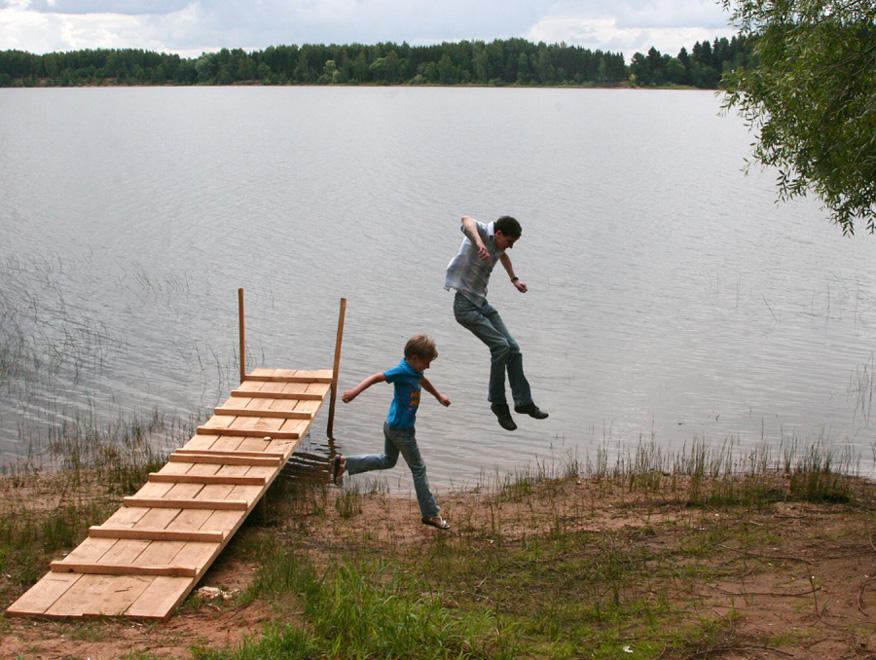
[513,279,528,293]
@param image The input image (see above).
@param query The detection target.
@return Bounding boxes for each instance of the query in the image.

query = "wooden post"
[238,288,246,384]
[327,297,347,438]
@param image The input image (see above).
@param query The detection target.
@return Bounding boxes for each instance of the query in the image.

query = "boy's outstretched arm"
[342,372,386,403]
[421,376,451,408]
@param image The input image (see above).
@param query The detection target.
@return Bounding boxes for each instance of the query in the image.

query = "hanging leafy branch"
[721,0,876,234]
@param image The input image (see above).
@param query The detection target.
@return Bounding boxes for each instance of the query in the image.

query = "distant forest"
[0,36,755,89]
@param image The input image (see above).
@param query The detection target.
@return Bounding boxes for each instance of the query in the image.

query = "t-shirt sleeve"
[383,365,404,383]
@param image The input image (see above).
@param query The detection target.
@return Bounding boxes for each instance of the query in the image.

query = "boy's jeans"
[345,422,439,517]
[453,292,533,407]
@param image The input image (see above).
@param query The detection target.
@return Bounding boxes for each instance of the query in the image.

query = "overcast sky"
[0,0,736,63]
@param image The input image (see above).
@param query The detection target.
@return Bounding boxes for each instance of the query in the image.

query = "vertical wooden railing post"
[238,288,246,385]
[327,297,347,438]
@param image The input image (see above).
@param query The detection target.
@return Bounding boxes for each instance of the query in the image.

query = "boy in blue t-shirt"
[334,334,452,530]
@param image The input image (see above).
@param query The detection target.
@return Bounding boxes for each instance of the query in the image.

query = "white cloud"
[526,15,735,61]
[0,0,737,60]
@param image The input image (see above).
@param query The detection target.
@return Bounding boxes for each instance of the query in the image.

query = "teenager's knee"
[490,337,512,362]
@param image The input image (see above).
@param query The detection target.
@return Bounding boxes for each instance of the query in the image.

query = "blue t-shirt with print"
[384,358,422,429]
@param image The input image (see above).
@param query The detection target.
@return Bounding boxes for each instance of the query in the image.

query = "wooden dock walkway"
[6,368,333,621]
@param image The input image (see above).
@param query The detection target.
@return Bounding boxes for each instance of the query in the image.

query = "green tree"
[722,0,876,234]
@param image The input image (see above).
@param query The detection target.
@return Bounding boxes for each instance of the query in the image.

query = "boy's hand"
[342,390,357,403]
[438,395,451,407]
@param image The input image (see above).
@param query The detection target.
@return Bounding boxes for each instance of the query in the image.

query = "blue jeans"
[453,292,533,406]
[345,422,439,517]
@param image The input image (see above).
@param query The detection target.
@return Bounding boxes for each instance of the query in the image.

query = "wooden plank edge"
[173,448,286,459]
[168,452,283,467]
[195,427,301,439]
[50,561,198,578]
[243,374,333,384]
[213,407,314,420]
[122,497,249,511]
[230,389,324,400]
[88,526,226,542]
[148,473,267,486]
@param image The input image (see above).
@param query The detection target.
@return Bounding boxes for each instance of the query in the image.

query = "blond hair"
[404,334,438,361]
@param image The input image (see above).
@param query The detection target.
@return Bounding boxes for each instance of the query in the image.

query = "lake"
[1,86,875,493]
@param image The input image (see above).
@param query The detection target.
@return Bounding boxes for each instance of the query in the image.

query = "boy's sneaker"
[490,403,517,431]
[514,402,549,419]
[422,514,450,530]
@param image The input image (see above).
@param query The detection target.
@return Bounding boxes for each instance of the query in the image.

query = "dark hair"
[495,215,522,238]
[405,334,438,361]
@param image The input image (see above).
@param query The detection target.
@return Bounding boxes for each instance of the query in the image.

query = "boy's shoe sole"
[514,402,549,419]
[422,515,450,530]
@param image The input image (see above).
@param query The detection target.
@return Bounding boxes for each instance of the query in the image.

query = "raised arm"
[342,372,387,403]
[461,215,490,261]
[499,253,527,293]
[421,376,451,407]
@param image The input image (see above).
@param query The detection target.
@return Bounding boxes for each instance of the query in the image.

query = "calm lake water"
[2,86,875,492]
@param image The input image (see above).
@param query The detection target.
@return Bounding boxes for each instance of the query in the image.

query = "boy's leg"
[344,425,401,475]
[386,424,439,518]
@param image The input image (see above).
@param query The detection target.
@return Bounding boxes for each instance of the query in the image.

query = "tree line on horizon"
[0,36,753,89]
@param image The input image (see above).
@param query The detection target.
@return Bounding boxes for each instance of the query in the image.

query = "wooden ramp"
[6,368,333,621]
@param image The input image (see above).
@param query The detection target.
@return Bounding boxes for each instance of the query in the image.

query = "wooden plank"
[63,537,117,564]
[44,573,152,618]
[234,436,272,453]
[98,538,150,566]
[131,480,175,499]
[197,426,301,440]
[166,508,213,532]
[136,506,182,530]
[122,497,249,511]
[125,576,191,620]
[199,415,237,430]
[148,472,267,486]
[169,452,283,467]
[88,526,226,543]
[244,372,333,384]
[85,575,154,617]
[229,416,284,432]
[173,448,285,459]
[5,573,81,617]
[181,433,219,452]
[213,406,313,419]
[50,561,198,578]
[134,540,186,568]
[231,388,324,400]
[103,506,150,528]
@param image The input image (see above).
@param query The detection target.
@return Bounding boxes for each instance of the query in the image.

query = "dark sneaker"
[514,402,549,419]
[490,403,517,431]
